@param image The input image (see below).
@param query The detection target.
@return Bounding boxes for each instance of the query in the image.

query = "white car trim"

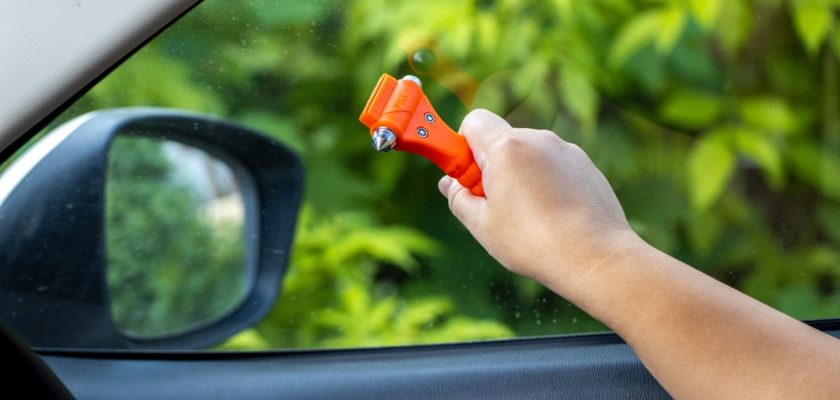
[0,113,94,208]
[0,0,198,155]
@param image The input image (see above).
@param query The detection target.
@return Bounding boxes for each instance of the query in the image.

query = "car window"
[6,0,840,350]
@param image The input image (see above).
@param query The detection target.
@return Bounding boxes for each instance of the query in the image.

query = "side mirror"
[0,108,303,349]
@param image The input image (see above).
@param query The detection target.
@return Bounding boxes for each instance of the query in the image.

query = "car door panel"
[42,334,670,399]
[43,325,840,399]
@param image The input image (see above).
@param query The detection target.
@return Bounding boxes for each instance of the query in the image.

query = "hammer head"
[359,74,399,128]
[359,74,425,150]
[358,72,485,196]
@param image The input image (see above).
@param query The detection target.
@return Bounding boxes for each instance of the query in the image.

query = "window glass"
[10,0,840,350]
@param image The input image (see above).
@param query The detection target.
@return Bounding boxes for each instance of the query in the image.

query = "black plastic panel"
[43,326,840,399]
[42,334,671,400]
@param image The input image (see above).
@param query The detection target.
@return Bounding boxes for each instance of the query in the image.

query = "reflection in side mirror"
[0,108,302,349]
[106,136,248,338]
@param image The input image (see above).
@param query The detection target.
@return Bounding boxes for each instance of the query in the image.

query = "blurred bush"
[44,0,840,348]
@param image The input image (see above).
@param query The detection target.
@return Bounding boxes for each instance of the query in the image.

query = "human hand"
[441,110,840,400]
[438,109,639,284]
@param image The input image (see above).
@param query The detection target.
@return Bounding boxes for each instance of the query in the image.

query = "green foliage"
[28,0,840,349]
[222,208,511,349]
[791,0,834,55]
[687,137,735,211]
[106,137,246,337]
[659,90,722,129]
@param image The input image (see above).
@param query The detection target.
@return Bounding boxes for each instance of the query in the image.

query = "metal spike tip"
[371,128,397,152]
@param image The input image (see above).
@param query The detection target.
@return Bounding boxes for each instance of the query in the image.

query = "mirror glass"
[105,135,249,338]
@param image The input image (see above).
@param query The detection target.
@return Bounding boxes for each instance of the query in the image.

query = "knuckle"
[461,108,492,131]
[531,129,562,145]
[495,133,525,151]
[491,132,532,162]
[567,143,587,157]
[541,130,562,142]
[466,108,493,121]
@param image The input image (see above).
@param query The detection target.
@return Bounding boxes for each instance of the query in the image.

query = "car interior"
[3,1,840,399]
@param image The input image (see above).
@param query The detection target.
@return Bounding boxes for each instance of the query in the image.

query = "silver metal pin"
[371,127,397,152]
[401,75,422,88]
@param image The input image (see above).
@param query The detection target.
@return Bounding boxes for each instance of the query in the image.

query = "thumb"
[438,176,485,230]
[459,108,511,170]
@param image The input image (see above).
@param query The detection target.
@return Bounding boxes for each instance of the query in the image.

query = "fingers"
[438,176,484,230]
[459,109,511,170]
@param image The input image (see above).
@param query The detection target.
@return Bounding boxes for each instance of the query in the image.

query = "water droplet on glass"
[409,49,436,74]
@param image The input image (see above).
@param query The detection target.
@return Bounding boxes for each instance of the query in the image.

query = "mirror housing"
[0,108,303,349]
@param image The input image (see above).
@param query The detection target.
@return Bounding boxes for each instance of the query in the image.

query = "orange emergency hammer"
[359,73,484,197]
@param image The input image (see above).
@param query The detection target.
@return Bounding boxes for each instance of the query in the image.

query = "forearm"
[443,110,840,398]
[540,233,840,399]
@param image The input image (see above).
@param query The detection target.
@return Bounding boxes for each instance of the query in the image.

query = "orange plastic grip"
[359,74,484,197]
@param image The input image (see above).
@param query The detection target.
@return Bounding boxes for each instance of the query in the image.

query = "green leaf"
[393,298,452,333]
[739,97,798,135]
[656,6,687,52]
[608,10,664,68]
[732,128,784,187]
[608,6,685,68]
[687,138,736,211]
[716,0,752,55]
[658,90,722,129]
[789,144,840,200]
[688,0,723,28]
[418,317,513,342]
[219,329,271,350]
[323,226,439,271]
[553,0,574,21]
[790,0,833,55]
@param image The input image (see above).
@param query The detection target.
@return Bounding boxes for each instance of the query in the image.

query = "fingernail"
[438,176,453,196]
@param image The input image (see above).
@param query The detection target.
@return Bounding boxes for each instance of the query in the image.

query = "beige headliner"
[0,0,199,154]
